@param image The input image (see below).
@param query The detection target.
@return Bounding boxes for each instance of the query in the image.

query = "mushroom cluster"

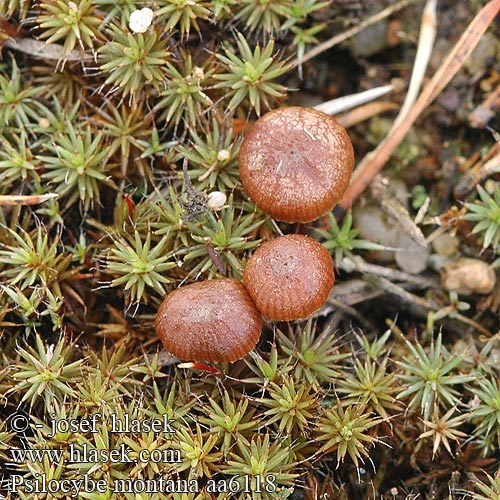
[155,106,354,363]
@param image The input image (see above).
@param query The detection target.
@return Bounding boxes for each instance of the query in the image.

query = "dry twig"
[338,0,500,212]
[292,0,422,69]
[0,193,58,206]
[3,37,94,62]
[313,85,395,116]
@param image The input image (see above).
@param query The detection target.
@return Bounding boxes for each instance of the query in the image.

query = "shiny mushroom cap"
[239,106,354,223]
[243,234,334,321]
[155,278,262,363]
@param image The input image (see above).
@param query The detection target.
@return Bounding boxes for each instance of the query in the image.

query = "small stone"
[39,118,50,129]
[432,232,460,257]
[217,149,230,162]
[206,191,227,210]
[353,203,429,273]
[394,232,429,274]
[464,33,499,75]
[442,258,496,295]
[353,205,399,263]
[351,18,388,57]
[129,8,154,34]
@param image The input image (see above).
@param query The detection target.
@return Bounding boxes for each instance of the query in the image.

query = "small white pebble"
[39,118,50,129]
[206,191,227,210]
[217,149,230,162]
[129,8,154,34]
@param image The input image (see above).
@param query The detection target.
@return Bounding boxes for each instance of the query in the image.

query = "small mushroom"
[243,234,334,321]
[155,278,262,363]
[239,106,354,223]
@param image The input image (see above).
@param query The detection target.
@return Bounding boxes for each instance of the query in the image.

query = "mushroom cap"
[239,106,354,223]
[243,234,334,321]
[155,278,262,363]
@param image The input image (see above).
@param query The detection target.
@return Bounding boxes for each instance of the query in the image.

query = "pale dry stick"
[454,149,500,199]
[339,255,435,289]
[365,0,435,247]
[469,81,500,128]
[323,296,374,331]
[471,150,500,181]
[313,85,394,116]
[339,0,500,212]
[197,159,218,181]
[414,195,431,225]
[369,0,436,227]
[336,101,399,128]
[452,142,499,198]
[291,0,422,69]
[3,37,94,62]
[368,274,438,320]
[369,274,491,336]
[0,193,58,206]
[390,0,437,132]
[329,279,382,307]
[371,174,428,246]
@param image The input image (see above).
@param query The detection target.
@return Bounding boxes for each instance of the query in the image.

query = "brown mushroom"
[243,234,334,321]
[155,278,262,363]
[239,106,354,223]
